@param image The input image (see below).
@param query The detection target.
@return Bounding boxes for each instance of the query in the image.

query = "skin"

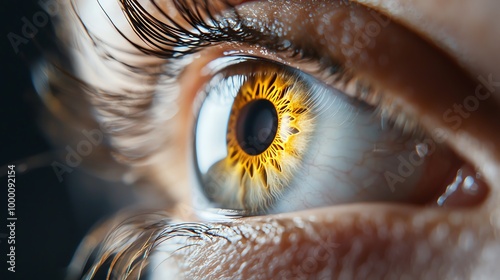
[59,0,500,279]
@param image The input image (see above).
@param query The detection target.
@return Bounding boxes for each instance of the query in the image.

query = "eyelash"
[114,0,335,70]
[114,0,259,58]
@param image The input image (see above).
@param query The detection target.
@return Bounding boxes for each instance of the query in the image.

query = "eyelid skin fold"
[354,0,500,82]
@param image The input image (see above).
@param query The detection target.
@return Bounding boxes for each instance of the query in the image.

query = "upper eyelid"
[74,0,496,133]
[114,0,338,67]
[75,0,500,182]
[113,0,367,103]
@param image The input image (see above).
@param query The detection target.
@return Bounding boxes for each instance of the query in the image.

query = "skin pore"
[57,0,500,279]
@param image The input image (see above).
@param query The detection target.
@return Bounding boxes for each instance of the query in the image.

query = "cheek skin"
[158,205,496,279]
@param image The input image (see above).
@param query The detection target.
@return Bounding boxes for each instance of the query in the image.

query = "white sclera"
[195,75,243,174]
[270,80,424,213]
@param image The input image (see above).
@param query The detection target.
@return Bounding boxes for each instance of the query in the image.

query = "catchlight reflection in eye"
[194,59,453,214]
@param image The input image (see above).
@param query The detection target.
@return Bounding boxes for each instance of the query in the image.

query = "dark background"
[1,1,130,279]
[1,1,82,279]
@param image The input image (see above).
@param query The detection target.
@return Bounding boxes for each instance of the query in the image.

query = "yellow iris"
[206,70,315,212]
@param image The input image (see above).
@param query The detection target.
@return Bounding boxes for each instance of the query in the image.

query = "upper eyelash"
[86,0,348,99]
[110,0,326,62]
[113,0,256,58]
[113,0,365,97]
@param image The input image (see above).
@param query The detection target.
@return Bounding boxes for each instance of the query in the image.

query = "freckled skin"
[153,205,492,279]
[62,0,500,279]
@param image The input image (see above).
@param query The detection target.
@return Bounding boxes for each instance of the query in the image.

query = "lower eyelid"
[151,205,493,279]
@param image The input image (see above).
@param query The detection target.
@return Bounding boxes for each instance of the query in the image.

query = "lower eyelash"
[67,210,217,279]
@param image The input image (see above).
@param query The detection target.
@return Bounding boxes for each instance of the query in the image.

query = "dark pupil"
[236,99,278,155]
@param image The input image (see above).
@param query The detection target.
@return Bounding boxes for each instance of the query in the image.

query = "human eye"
[193,57,465,214]
[50,0,500,279]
